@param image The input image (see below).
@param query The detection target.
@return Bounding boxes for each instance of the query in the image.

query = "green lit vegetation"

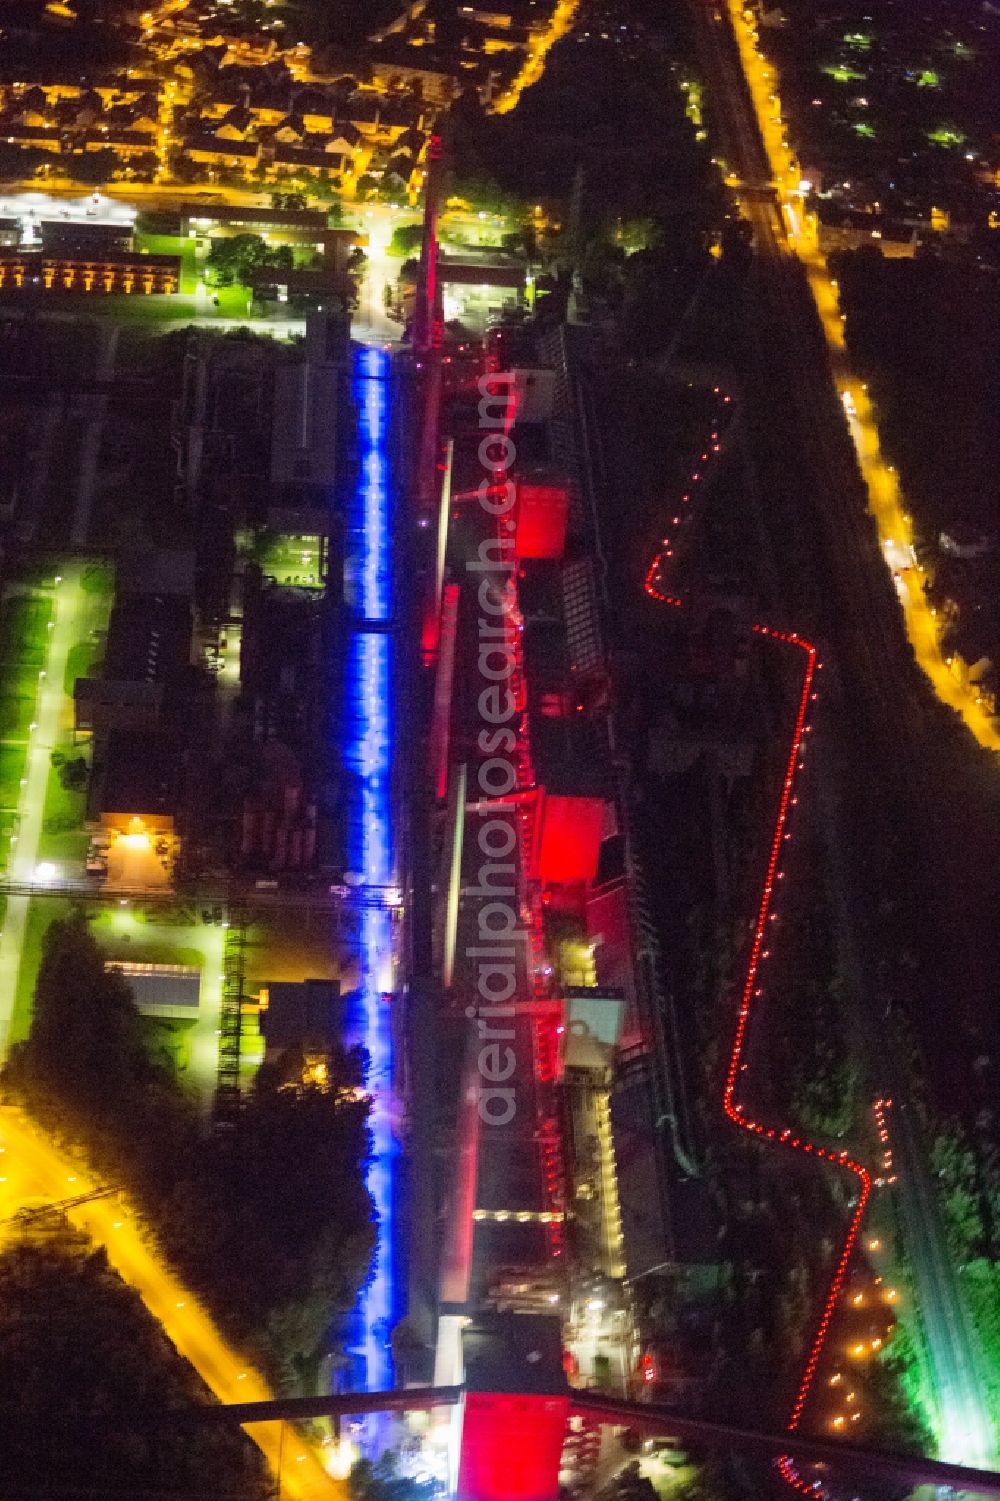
[821,62,865,84]
[90,283,253,322]
[12,899,220,1091]
[387,222,425,258]
[853,121,876,137]
[63,641,98,696]
[37,758,89,867]
[927,1121,1000,1444]
[960,1259,1000,1443]
[205,232,307,288]
[9,897,72,1048]
[134,231,197,293]
[80,564,112,597]
[39,562,112,871]
[680,75,704,127]
[0,591,53,851]
[256,532,324,588]
[843,30,872,49]
[927,124,966,146]
[867,1319,939,1456]
[348,1454,436,1500]
[915,69,940,89]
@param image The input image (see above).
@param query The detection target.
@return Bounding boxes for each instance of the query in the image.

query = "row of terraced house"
[0,64,431,196]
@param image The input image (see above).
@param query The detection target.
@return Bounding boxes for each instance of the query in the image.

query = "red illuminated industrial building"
[400,314,724,1501]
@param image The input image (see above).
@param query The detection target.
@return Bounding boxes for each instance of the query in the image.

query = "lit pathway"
[0,566,82,1057]
[0,1108,345,1499]
[643,392,871,1497]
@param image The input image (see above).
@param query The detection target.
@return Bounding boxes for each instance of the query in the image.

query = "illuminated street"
[722,0,1000,751]
[491,0,582,114]
[0,1108,345,1499]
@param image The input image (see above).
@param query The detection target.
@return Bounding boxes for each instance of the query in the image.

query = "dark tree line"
[0,1231,269,1496]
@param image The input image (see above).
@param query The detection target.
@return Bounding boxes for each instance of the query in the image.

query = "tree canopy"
[0,1232,269,1496]
[207,233,294,286]
[349,1452,436,1500]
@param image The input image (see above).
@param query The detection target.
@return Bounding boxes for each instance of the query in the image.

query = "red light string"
[643,391,872,1497]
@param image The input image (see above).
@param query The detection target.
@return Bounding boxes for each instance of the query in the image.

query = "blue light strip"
[344,345,397,1390]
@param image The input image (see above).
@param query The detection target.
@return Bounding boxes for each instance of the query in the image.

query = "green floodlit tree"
[388,222,425,257]
[206,233,293,286]
[931,1121,986,1260]
[671,1457,753,1501]
[4,912,177,1139]
[348,1452,436,1500]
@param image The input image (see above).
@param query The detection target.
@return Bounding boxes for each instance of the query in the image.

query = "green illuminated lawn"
[63,641,100,697]
[134,232,198,293]
[257,533,323,587]
[9,897,71,1047]
[822,62,865,83]
[0,592,54,853]
[0,745,25,817]
[36,762,89,868]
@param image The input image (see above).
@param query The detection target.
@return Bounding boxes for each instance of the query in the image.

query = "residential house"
[273,115,306,145]
[82,129,157,163]
[0,122,62,154]
[10,95,52,130]
[104,104,158,134]
[268,143,349,182]
[184,132,260,170]
[247,87,290,128]
[296,90,337,135]
[215,106,252,140]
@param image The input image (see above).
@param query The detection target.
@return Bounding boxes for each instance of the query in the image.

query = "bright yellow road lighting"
[727,0,1000,749]
[0,1110,344,1501]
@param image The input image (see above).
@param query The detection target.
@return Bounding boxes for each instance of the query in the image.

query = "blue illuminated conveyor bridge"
[342,345,399,1392]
